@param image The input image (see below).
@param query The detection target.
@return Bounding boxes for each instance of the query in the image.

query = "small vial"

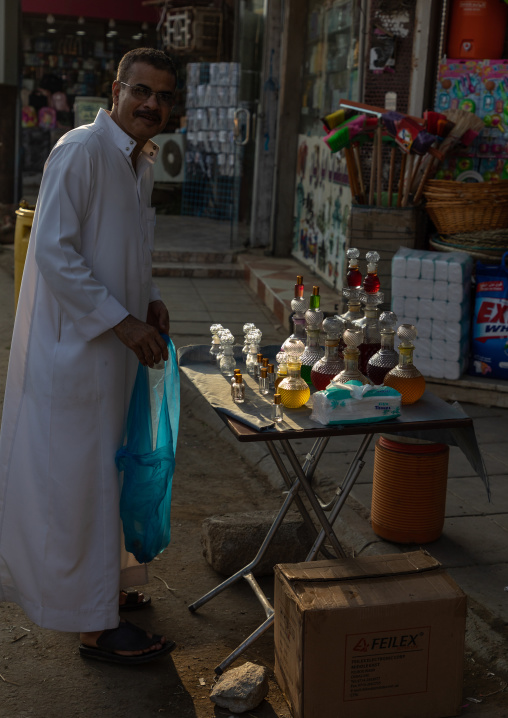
[254,352,263,380]
[271,393,284,423]
[267,363,275,390]
[232,374,245,404]
[230,368,241,397]
[259,367,269,395]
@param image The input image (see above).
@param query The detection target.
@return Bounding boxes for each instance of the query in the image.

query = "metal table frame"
[187,404,480,674]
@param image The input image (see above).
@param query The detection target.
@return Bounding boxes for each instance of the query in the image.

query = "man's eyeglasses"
[119,82,175,108]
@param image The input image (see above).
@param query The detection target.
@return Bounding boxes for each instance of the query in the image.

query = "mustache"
[134,110,161,121]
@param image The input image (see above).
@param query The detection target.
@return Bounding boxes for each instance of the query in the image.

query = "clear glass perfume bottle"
[230,368,241,396]
[209,323,223,364]
[259,367,270,395]
[278,338,311,408]
[275,350,288,389]
[245,328,262,376]
[366,311,399,384]
[363,250,381,294]
[219,330,236,377]
[232,373,245,404]
[286,275,309,345]
[300,286,324,385]
[271,393,284,423]
[242,322,256,361]
[310,316,345,391]
[254,353,264,381]
[267,363,275,390]
[346,247,362,288]
[333,328,371,385]
[384,324,426,404]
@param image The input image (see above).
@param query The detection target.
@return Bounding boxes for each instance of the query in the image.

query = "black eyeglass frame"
[119,81,175,108]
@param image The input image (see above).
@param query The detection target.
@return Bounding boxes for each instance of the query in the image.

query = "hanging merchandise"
[115,336,180,564]
[470,252,508,380]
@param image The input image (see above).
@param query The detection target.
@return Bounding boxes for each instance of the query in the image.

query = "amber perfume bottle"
[310,316,345,390]
[278,338,311,409]
[384,324,426,404]
[366,311,399,384]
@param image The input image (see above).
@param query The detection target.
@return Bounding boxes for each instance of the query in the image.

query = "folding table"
[178,345,489,674]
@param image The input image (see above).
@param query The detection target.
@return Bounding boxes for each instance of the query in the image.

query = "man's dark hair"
[117,48,177,84]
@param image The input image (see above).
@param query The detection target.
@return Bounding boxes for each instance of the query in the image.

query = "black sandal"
[79,620,175,665]
[119,590,152,611]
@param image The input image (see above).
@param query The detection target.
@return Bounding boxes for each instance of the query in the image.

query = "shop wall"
[290,0,421,291]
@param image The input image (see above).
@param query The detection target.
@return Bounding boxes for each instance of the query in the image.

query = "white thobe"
[0,109,163,632]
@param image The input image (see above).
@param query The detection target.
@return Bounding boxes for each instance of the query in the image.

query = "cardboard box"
[274,551,466,718]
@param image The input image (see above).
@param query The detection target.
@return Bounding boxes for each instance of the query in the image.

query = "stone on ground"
[210,661,269,712]
[201,510,315,575]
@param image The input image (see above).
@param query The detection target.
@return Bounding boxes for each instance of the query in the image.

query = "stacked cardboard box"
[391,247,473,380]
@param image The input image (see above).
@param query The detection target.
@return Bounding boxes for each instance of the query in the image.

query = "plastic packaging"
[115,336,180,563]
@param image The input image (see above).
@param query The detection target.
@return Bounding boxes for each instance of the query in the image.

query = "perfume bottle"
[310,316,345,390]
[346,247,362,288]
[333,328,371,385]
[271,393,284,423]
[219,330,236,377]
[259,367,270,395]
[286,275,309,344]
[232,373,245,404]
[275,350,288,389]
[209,323,223,364]
[254,353,264,381]
[357,305,381,375]
[300,286,324,385]
[267,363,275,391]
[384,324,426,404]
[278,338,311,408]
[366,311,399,384]
[242,322,256,361]
[230,368,241,396]
[363,250,381,294]
[245,329,262,376]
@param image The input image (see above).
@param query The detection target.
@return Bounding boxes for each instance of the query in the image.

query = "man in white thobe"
[0,48,178,664]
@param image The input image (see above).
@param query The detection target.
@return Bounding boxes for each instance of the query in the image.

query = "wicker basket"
[423,180,508,233]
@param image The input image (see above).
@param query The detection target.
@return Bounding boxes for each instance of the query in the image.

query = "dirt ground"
[0,377,506,717]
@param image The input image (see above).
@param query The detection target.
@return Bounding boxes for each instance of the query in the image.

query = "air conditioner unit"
[152,133,186,183]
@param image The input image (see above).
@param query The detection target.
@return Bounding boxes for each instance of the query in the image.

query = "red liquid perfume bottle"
[363,250,381,294]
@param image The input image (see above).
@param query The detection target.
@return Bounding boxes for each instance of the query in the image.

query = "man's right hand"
[113,314,169,368]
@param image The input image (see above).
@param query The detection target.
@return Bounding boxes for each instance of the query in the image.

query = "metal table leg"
[190,433,369,673]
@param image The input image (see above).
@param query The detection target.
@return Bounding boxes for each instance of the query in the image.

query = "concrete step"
[152,262,244,278]
[152,249,240,264]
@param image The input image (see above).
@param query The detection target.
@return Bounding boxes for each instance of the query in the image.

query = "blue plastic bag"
[115,336,180,563]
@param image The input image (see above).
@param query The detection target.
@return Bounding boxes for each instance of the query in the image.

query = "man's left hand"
[147,300,170,335]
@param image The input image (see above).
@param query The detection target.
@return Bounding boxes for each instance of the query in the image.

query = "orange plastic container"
[371,436,449,544]
[447,0,508,59]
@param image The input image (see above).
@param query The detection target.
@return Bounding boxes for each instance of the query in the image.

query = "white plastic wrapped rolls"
[391,247,473,380]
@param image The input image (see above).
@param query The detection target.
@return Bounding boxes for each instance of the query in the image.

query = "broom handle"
[344,147,359,202]
[413,156,436,205]
[369,132,377,206]
[410,155,423,194]
[376,123,382,207]
[402,153,414,207]
[397,153,407,208]
[387,146,396,207]
[353,144,366,202]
